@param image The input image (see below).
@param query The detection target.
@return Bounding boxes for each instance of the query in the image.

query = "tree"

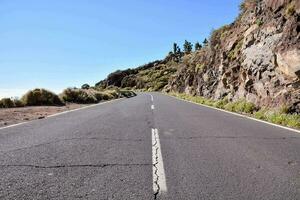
[173,43,178,54]
[81,84,90,89]
[183,40,193,54]
[203,38,208,47]
[173,42,181,55]
[195,42,202,51]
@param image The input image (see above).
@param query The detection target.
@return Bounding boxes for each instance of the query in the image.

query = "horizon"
[0,0,242,98]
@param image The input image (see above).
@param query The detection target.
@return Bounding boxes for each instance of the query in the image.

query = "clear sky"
[0,0,242,98]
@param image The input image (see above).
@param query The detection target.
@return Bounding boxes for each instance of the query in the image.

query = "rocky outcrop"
[166,0,300,112]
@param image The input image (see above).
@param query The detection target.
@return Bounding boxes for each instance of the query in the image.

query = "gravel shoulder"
[0,104,88,127]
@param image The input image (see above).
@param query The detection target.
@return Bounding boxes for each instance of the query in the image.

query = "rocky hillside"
[97,0,300,113]
[96,54,180,91]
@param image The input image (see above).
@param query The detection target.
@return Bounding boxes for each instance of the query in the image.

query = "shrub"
[285,2,295,17]
[21,89,64,106]
[81,84,90,89]
[228,39,243,60]
[13,99,24,107]
[120,90,137,98]
[256,19,263,27]
[60,88,97,104]
[0,98,15,108]
[213,98,229,109]
[224,99,256,114]
[254,109,268,120]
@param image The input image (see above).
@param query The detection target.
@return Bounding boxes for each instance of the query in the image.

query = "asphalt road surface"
[0,93,299,200]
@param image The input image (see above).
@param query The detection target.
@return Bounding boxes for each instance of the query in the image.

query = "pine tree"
[203,38,208,47]
[173,43,178,54]
[195,42,202,51]
[183,40,193,54]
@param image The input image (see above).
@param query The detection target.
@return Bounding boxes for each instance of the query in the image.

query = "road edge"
[164,93,300,134]
[0,98,123,131]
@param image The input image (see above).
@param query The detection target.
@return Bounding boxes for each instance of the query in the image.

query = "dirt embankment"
[0,104,87,128]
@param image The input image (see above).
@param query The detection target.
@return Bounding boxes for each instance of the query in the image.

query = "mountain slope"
[97,0,300,113]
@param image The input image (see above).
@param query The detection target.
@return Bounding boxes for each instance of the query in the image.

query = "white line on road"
[0,98,123,131]
[151,105,155,110]
[150,94,154,102]
[152,128,167,196]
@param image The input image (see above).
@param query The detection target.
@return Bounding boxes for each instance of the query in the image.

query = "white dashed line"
[151,105,155,110]
[150,94,154,102]
[152,128,167,197]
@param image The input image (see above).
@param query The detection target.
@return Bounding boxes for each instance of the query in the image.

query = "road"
[0,93,299,199]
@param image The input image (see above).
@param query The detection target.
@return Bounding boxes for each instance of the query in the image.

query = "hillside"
[97,0,300,113]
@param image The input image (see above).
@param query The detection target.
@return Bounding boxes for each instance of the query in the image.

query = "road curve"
[0,93,299,199]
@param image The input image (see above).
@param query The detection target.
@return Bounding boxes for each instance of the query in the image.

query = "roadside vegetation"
[169,92,300,129]
[0,87,136,109]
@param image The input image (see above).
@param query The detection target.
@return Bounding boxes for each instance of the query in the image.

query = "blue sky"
[0,0,242,98]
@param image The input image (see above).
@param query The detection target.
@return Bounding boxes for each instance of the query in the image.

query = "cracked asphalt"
[0,93,300,199]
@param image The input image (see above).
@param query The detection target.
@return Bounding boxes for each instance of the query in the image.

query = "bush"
[213,98,229,109]
[285,2,295,17]
[81,84,90,89]
[0,98,15,108]
[21,88,64,106]
[60,88,97,104]
[60,88,131,104]
[120,90,137,98]
[13,99,24,107]
[224,99,256,114]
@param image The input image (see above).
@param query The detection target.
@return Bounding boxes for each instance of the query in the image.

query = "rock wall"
[166,0,300,112]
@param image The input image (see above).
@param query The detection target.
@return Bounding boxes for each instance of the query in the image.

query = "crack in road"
[0,163,151,169]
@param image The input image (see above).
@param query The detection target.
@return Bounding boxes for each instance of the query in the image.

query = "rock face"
[167,0,300,111]
[276,49,300,78]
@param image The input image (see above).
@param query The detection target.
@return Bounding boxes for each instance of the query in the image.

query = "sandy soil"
[0,104,88,128]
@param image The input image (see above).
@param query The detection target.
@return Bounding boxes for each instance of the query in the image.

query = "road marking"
[151,105,155,110]
[150,94,154,102]
[168,94,300,134]
[152,128,167,197]
[0,98,123,131]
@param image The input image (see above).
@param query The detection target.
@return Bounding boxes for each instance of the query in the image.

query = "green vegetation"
[0,98,25,108]
[228,39,243,60]
[203,38,208,47]
[0,87,136,109]
[169,92,300,129]
[285,2,295,17]
[60,88,98,104]
[21,89,64,106]
[224,99,256,113]
[81,84,90,89]
[195,42,202,51]
[256,18,263,27]
[173,43,181,54]
[0,98,15,108]
[195,63,205,73]
[60,88,135,104]
[183,40,193,54]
